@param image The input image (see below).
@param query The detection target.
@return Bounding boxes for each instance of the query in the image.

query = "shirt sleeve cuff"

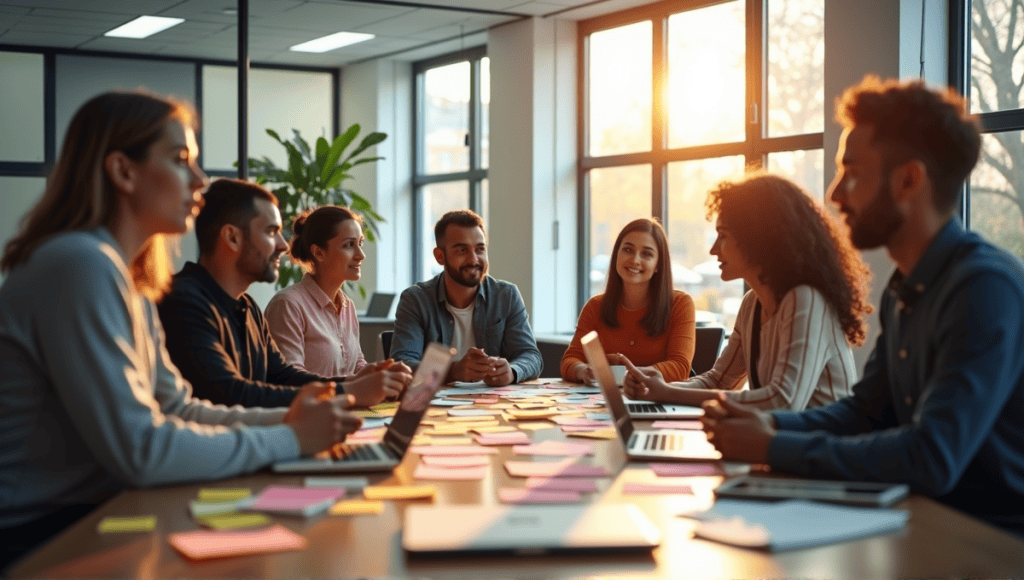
[771,409,807,431]
[767,430,814,473]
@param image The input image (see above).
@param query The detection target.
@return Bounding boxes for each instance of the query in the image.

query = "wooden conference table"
[10,381,1024,579]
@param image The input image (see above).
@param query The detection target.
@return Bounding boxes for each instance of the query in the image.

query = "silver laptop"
[364,292,395,318]
[581,331,723,461]
[622,394,703,420]
[403,504,661,554]
[273,342,454,473]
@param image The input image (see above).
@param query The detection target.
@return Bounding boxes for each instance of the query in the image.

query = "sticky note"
[470,425,517,434]
[512,440,595,456]
[651,420,703,430]
[413,464,488,481]
[567,428,617,440]
[516,421,555,431]
[304,476,369,490]
[525,477,600,492]
[330,500,385,516]
[474,432,532,446]
[410,445,498,456]
[498,488,582,504]
[197,513,272,530]
[448,409,501,417]
[419,454,490,468]
[428,436,474,446]
[370,402,400,411]
[169,524,306,560]
[198,488,251,502]
[246,486,344,516]
[363,485,437,500]
[622,482,694,494]
[505,460,610,478]
[427,409,448,416]
[97,515,156,533]
[189,499,246,518]
[507,409,560,419]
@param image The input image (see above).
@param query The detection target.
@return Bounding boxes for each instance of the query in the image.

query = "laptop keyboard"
[643,433,684,451]
[336,444,383,462]
[627,402,667,414]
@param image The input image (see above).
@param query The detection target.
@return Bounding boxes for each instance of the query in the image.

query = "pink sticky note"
[474,397,500,404]
[505,460,609,478]
[648,463,724,477]
[410,445,499,456]
[498,488,582,504]
[651,420,703,430]
[551,416,607,426]
[247,486,344,514]
[473,432,532,446]
[169,524,306,560]
[512,440,595,456]
[413,464,488,481]
[622,482,694,494]
[420,454,491,468]
[524,477,599,492]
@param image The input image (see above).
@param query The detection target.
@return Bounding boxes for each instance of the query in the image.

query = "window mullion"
[652,16,667,222]
[746,0,766,170]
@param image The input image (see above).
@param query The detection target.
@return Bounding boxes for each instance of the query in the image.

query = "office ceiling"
[0,0,656,67]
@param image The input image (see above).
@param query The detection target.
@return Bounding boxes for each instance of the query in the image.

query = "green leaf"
[350,156,384,168]
[321,124,360,183]
[315,137,329,167]
[325,171,351,190]
[291,130,312,163]
[343,132,387,162]
[266,128,283,144]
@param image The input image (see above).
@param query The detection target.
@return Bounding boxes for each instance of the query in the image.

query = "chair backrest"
[690,325,725,377]
[378,330,394,360]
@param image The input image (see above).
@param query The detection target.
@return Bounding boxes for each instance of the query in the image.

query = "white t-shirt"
[446,301,477,361]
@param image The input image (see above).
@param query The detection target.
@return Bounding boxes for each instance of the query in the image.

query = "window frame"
[411,46,489,282]
[948,0,1024,228]
[576,0,824,309]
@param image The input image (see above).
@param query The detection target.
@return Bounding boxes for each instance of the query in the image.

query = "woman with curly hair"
[623,172,872,411]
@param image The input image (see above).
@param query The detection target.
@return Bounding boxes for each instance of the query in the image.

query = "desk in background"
[9,382,1024,579]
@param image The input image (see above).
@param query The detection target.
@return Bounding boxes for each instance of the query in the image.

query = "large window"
[954,0,1024,259]
[413,48,489,282]
[580,0,825,328]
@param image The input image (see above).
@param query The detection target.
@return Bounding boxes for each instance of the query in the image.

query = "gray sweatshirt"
[0,227,299,527]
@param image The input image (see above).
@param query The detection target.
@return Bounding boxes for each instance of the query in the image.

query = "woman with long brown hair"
[0,91,359,569]
[623,172,871,410]
[561,218,696,383]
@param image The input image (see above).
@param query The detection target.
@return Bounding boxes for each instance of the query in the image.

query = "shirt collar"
[181,261,246,314]
[299,272,342,310]
[887,217,967,307]
[434,271,488,306]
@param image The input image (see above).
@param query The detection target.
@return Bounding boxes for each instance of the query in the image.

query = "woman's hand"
[574,363,596,384]
[344,362,413,406]
[621,358,671,401]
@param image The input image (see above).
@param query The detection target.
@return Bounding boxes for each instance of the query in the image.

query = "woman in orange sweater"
[560,218,696,383]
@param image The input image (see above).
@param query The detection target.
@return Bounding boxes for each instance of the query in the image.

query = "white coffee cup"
[610,365,627,385]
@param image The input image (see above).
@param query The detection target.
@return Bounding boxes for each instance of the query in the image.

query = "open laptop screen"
[580,331,635,446]
[382,342,454,456]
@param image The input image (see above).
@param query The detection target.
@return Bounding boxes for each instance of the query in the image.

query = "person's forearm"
[660,385,722,406]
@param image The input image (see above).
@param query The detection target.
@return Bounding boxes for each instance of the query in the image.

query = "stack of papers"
[689,499,909,551]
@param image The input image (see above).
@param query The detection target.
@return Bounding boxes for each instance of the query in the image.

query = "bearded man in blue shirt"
[701,76,1024,537]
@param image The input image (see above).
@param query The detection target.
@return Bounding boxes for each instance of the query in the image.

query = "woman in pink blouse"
[266,206,381,378]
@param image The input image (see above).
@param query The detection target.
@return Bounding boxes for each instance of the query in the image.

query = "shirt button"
[905,396,913,405]
[898,349,908,359]
[630,340,635,346]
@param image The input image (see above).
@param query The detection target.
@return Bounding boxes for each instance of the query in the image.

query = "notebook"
[581,330,725,462]
[403,504,661,554]
[272,342,454,473]
[365,292,396,318]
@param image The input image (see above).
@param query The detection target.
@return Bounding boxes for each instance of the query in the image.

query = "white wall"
[823,0,950,374]
[0,52,44,162]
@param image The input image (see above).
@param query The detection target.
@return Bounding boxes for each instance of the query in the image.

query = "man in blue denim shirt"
[391,210,542,385]
[702,77,1024,536]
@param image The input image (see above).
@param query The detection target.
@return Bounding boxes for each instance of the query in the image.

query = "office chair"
[690,325,725,377]
[378,330,394,360]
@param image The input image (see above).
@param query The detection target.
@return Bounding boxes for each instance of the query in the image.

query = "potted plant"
[244,125,387,296]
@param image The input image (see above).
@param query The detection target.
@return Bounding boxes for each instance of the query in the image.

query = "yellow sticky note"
[447,416,499,423]
[488,403,515,409]
[427,409,448,416]
[508,409,559,419]
[197,488,251,502]
[429,436,474,445]
[330,499,385,515]
[363,485,436,500]
[411,435,432,446]
[197,513,271,530]
[351,410,384,418]
[471,425,517,434]
[373,408,398,417]
[517,421,555,431]
[370,402,400,412]
[567,428,617,439]
[97,516,157,533]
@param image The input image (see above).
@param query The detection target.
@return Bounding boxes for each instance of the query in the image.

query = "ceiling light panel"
[105,15,185,38]
[290,31,375,52]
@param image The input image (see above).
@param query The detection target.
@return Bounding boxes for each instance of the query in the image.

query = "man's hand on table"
[701,393,776,464]
[450,348,513,385]
[284,382,364,456]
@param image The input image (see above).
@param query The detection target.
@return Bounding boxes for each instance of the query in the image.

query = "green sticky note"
[97,515,157,533]
[198,488,251,502]
[197,513,272,530]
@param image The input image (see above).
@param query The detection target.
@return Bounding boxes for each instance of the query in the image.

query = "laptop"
[273,342,455,473]
[403,504,661,555]
[581,331,723,461]
[364,292,395,318]
[607,365,704,420]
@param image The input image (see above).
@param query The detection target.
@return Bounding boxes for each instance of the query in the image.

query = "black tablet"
[714,476,909,507]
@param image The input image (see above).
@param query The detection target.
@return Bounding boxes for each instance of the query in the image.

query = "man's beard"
[240,238,282,283]
[846,179,904,250]
[445,262,485,288]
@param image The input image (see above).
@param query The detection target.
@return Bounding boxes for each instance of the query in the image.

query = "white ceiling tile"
[0,29,93,48]
[502,2,568,16]
[258,2,411,33]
